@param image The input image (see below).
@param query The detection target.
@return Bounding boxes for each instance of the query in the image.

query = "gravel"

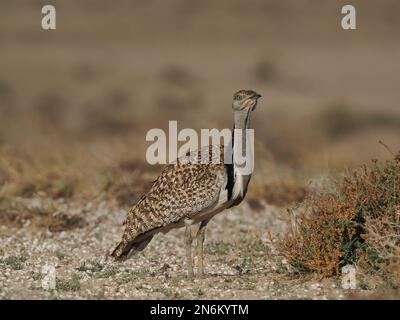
[0,196,362,299]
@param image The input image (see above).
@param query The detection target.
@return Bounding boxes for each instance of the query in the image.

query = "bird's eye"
[235,95,241,100]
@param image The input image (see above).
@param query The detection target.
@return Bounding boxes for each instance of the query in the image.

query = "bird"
[111,90,262,277]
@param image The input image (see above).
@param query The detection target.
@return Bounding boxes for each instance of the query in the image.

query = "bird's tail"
[111,233,154,261]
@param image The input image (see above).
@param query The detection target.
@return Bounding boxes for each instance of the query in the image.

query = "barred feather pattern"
[111,145,228,259]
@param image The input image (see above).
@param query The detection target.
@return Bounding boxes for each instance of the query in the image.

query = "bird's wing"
[124,145,227,236]
[111,146,228,260]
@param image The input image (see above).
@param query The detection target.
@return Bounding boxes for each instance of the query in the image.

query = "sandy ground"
[0,195,376,300]
[0,1,399,299]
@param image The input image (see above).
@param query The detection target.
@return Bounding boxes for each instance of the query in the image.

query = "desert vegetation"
[0,0,400,299]
[278,152,400,290]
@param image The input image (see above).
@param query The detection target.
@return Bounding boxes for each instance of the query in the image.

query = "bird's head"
[232,90,262,112]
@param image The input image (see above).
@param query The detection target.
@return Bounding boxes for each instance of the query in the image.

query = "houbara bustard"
[111,90,262,277]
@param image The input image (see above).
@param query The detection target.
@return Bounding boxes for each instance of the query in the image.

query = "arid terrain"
[0,0,399,299]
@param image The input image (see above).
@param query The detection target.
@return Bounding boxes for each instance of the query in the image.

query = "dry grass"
[0,147,87,199]
[0,143,155,202]
[104,159,159,208]
[278,152,400,287]
[0,0,400,299]
[248,181,307,209]
[0,199,87,232]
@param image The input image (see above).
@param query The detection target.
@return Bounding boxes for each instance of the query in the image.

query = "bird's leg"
[196,219,210,277]
[184,219,194,278]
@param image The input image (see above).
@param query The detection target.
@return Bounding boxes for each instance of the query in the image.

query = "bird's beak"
[251,93,261,111]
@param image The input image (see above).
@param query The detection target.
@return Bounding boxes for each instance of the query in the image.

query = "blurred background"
[0,0,399,202]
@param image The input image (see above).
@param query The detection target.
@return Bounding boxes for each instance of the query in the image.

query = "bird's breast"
[231,170,252,206]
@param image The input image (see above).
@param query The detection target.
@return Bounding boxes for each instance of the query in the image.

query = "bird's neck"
[232,108,253,176]
[232,108,252,160]
[234,108,252,130]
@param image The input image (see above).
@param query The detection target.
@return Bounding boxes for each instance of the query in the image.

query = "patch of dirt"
[249,182,308,208]
[1,197,395,300]
[0,202,87,233]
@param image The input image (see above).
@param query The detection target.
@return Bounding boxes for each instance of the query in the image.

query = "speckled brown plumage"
[111,90,262,277]
[111,146,227,260]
